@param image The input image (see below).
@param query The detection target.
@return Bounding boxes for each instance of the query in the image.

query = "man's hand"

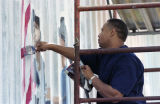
[81,65,94,80]
[36,41,49,52]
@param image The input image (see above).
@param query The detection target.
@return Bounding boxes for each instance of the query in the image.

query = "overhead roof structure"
[112,0,160,35]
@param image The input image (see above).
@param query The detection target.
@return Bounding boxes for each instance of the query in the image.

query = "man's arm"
[92,77,123,98]
[81,65,123,102]
[36,42,75,60]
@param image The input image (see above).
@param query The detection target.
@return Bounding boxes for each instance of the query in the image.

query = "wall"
[0,0,108,104]
[0,0,160,104]
[0,0,22,104]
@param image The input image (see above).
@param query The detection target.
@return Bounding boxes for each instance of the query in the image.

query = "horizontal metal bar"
[144,68,160,72]
[80,46,160,55]
[147,102,160,104]
[78,2,160,12]
[129,31,160,36]
[80,96,160,103]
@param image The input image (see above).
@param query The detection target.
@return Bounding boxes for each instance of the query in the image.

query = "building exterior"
[0,0,160,104]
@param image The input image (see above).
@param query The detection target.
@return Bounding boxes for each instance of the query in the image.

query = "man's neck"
[105,42,124,49]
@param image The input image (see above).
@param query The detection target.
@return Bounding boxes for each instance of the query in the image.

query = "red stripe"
[21,1,31,99]
[24,3,31,46]
[26,72,32,104]
[26,56,33,104]
[24,2,31,100]
[22,1,33,103]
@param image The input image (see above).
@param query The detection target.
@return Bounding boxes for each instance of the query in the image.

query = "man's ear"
[110,28,116,37]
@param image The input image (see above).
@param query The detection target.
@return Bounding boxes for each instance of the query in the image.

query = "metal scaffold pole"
[78,2,160,11]
[74,0,80,104]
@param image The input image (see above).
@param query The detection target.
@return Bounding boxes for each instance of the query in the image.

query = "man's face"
[98,23,112,48]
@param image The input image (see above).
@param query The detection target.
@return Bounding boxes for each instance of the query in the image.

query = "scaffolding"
[74,1,160,104]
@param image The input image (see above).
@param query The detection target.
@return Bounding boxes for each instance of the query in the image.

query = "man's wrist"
[89,74,98,85]
[47,44,54,50]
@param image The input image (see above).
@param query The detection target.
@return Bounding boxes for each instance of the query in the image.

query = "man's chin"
[99,44,102,48]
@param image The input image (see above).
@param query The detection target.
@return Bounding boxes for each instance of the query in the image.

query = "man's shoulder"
[114,53,144,73]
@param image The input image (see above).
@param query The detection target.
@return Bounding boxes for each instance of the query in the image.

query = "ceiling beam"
[129,31,160,36]
[136,0,154,31]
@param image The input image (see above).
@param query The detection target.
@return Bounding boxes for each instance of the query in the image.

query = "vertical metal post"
[74,0,80,104]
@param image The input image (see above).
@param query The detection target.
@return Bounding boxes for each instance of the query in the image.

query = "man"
[36,19,146,104]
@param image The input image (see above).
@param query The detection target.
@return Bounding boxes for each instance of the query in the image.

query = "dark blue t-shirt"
[80,45,146,104]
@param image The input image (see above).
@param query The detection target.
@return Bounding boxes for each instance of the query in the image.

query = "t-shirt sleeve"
[80,54,99,74]
[110,56,138,96]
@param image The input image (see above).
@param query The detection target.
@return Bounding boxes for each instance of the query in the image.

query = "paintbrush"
[21,45,36,58]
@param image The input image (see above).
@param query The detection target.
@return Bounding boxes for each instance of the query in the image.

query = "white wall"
[0,0,22,104]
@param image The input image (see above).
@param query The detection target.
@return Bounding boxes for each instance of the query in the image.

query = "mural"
[20,1,74,104]
[59,17,72,104]
[21,1,45,104]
